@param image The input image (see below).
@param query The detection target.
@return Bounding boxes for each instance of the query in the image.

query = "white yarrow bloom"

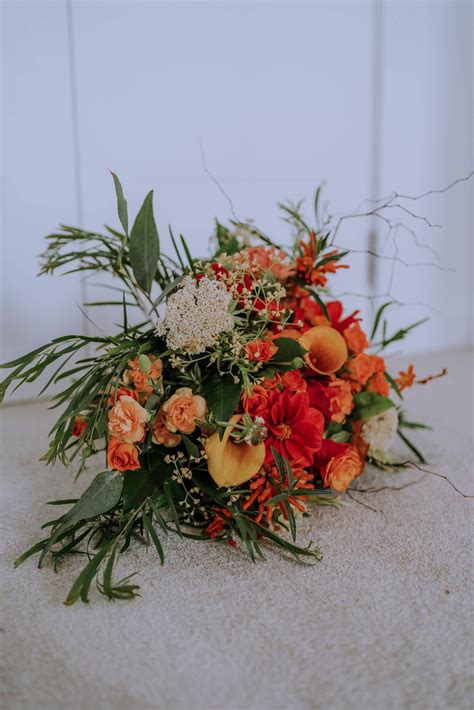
[361,407,399,455]
[157,275,234,353]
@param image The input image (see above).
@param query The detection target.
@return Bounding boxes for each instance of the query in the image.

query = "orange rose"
[152,410,182,448]
[108,396,150,443]
[281,369,307,393]
[327,378,354,423]
[348,353,376,385]
[367,371,390,397]
[343,322,368,355]
[107,438,140,472]
[124,355,163,395]
[162,387,207,435]
[71,416,87,437]
[245,338,278,363]
[321,444,363,492]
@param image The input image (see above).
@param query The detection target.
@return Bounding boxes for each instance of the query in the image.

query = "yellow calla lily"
[299,325,348,375]
[205,415,266,487]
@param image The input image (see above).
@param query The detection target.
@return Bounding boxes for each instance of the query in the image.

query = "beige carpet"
[1,348,472,710]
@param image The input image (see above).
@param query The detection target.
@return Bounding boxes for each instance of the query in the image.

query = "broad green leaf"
[203,372,242,423]
[270,337,307,363]
[354,391,395,419]
[60,470,123,523]
[129,191,160,293]
[39,471,123,566]
[138,353,151,374]
[110,171,128,236]
[122,453,172,513]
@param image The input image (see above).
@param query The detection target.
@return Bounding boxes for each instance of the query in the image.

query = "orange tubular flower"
[204,508,233,539]
[299,325,348,375]
[205,415,266,488]
[396,364,416,392]
[242,463,314,524]
[296,233,349,287]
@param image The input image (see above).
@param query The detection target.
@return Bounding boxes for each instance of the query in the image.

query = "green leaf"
[180,234,195,272]
[354,391,395,419]
[122,454,173,513]
[138,353,151,374]
[329,431,352,443]
[270,337,307,363]
[143,510,165,564]
[182,435,200,460]
[203,372,242,423]
[129,191,160,293]
[64,539,114,605]
[308,288,329,320]
[39,471,123,566]
[163,482,182,537]
[110,172,128,236]
[370,301,396,341]
[397,429,426,463]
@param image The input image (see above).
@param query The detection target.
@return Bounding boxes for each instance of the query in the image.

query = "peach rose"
[162,387,207,435]
[343,322,368,355]
[71,416,87,437]
[245,338,278,363]
[107,438,140,472]
[322,445,363,493]
[152,410,182,448]
[348,353,376,385]
[108,386,138,406]
[327,378,354,423]
[108,396,150,443]
[124,355,163,395]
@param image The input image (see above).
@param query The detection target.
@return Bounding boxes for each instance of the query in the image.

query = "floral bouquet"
[2,175,432,604]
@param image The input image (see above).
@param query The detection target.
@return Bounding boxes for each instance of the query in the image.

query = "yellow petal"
[299,325,348,374]
[205,415,265,487]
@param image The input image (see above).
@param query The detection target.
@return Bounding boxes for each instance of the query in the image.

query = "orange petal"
[299,325,348,374]
[205,415,265,487]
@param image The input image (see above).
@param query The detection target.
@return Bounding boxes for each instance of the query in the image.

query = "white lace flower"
[361,407,399,455]
[157,275,234,353]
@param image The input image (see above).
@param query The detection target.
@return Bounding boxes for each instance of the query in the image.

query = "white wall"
[1,0,472,402]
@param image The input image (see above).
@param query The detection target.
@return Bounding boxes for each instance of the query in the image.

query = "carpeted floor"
[1,347,472,710]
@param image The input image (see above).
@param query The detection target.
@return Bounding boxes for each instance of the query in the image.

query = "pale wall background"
[1,0,473,401]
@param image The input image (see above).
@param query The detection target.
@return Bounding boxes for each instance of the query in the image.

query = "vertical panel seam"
[65,0,89,338]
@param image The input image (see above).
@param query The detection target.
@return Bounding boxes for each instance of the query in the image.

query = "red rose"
[245,338,278,363]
